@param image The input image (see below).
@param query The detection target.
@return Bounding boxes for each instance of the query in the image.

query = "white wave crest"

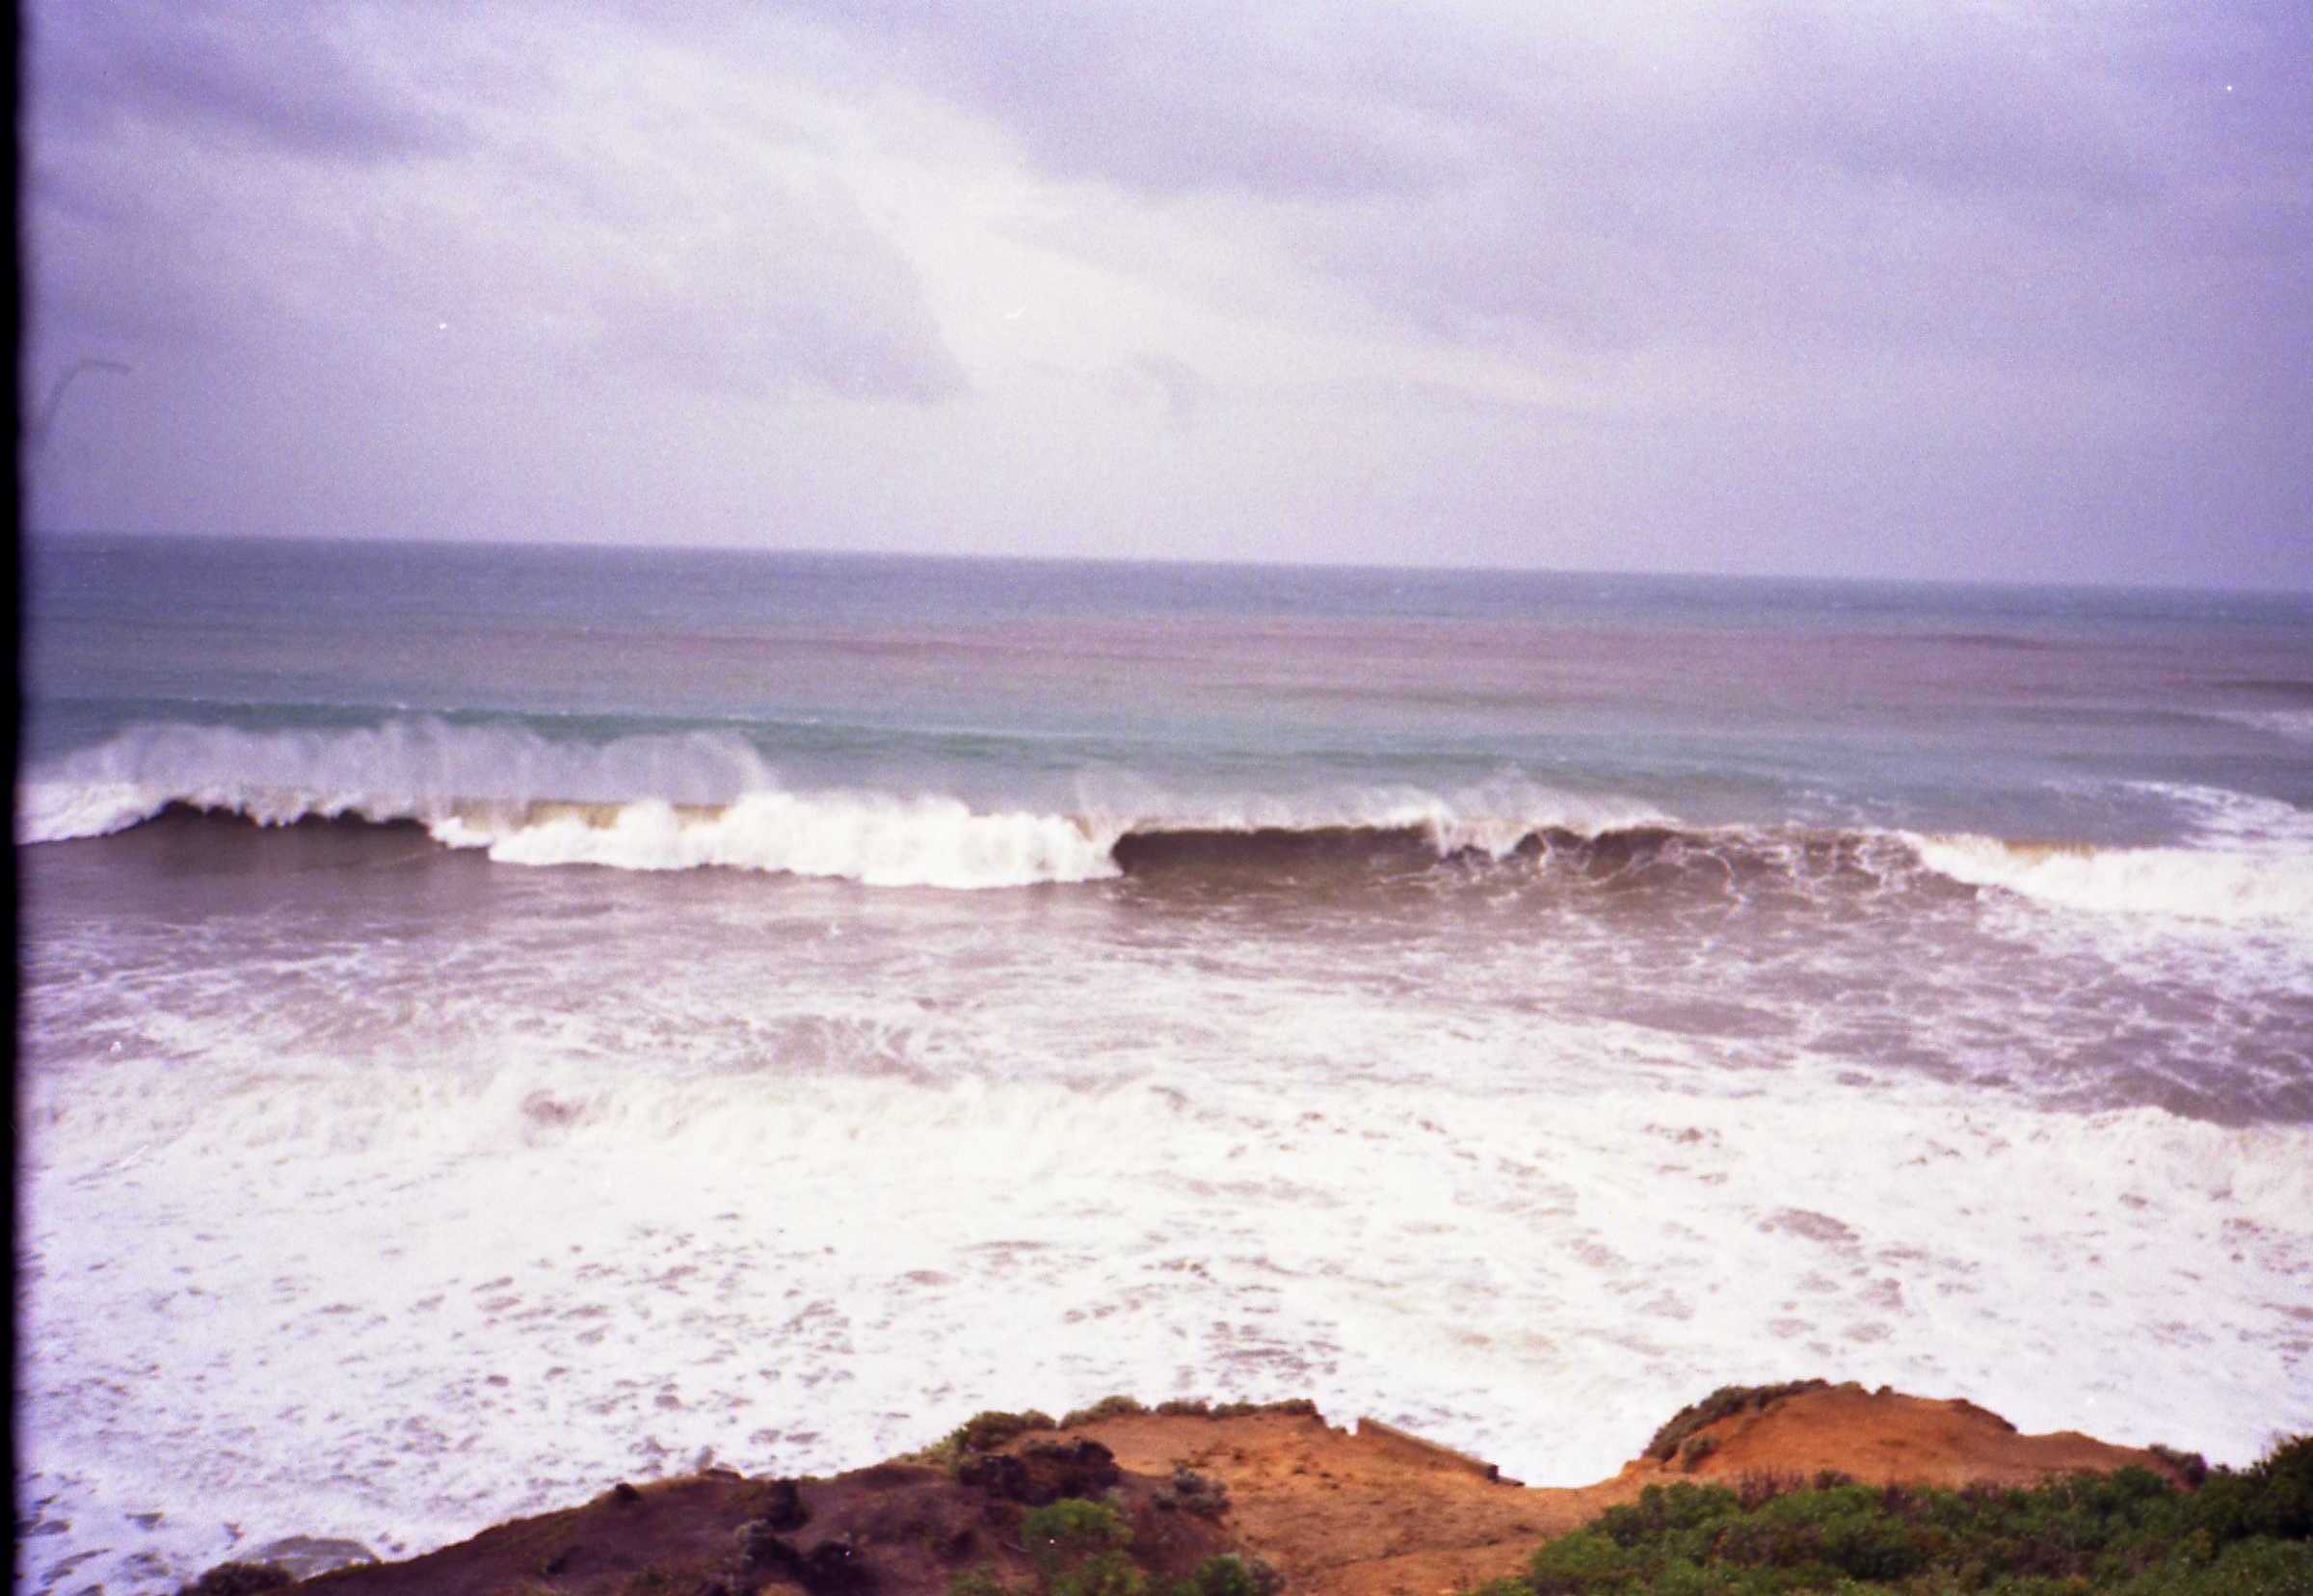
[2208,708,2313,742]
[1075,779,1668,859]
[436,794,1120,890]
[14,779,173,844]
[14,717,778,845]
[1909,833,2313,923]
[16,719,1678,888]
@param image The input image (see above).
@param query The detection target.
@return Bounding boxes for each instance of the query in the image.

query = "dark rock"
[612,1481,643,1504]
[962,1439,1120,1505]
[1018,1439,1121,1504]
[956,1451,1029,1501]
[798,1536,875,1592]
[760,1476,811,1531]
[733,1519,799,1570]
[247,1536,379,1580]
[175,1565,293,1596]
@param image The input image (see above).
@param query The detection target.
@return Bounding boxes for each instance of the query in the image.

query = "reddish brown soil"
[279,1383,2191,1596]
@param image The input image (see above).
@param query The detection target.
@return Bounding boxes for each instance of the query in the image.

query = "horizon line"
[21,524,2312,600]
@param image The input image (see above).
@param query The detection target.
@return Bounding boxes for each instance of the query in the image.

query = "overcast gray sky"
[22,0,2312,586]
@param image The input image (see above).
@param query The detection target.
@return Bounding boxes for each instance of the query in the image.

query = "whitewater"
[17,536,2313,1593]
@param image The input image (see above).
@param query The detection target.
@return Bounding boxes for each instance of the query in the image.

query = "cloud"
[779,0,2306,378]
[1114,354,1213,428]
[18,0,2308,585]
[31,0,469,160]
[587,176,969,404]
[779,0,1493,200]
[24,0,968,405]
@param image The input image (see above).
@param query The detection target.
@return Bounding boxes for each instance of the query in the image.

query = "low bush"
[1061,1396,1150,1428]
[1157,1465,1230,1519]
[2149,1443,2212,1487]
[1514,1435,2312,1593]
[907,1409,1061,1470]
[1168,1552,1280,1595]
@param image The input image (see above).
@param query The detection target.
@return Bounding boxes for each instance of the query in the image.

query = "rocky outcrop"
[232,1383,2206,1596]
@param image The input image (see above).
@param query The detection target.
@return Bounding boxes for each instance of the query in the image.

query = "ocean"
[16,534,2313,1592]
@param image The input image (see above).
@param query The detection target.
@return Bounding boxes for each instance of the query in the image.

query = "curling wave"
[17,720,2313,918]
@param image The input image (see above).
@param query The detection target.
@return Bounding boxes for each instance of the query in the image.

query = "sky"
[19,0,2312,586]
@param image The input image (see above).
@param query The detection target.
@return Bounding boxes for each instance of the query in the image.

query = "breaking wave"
[16,720,2313,918]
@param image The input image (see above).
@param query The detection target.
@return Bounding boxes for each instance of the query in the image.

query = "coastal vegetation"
[165,1390,2300,1594]
[948,1496,1278,1596]
[1472,1432,2312,1594]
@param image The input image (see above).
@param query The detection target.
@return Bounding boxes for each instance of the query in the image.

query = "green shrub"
[1166,1553,1279,1596]
[1512,1434,2312,1594]
[1051,1548,1147,1596]
[948,1567,1014,1596]
[1529,1528,1641,1591]
[1018,1497,1141,1595]
[1061,1396,1149,1428]
[958,1410,1057,1450]
[905,1408,1061,1470]
[2186,1433,2313,1543]
[2150,1443,2212,1487]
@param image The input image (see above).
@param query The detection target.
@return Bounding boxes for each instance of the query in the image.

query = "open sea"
[16,534,2313,1592]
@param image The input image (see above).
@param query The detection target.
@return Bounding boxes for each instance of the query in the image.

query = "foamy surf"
[1908,787,2313,925]
[28,768,2313,927]
[19,1046,2313,1592]
[439,793,1121,889]
[1907,834,2313,924]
